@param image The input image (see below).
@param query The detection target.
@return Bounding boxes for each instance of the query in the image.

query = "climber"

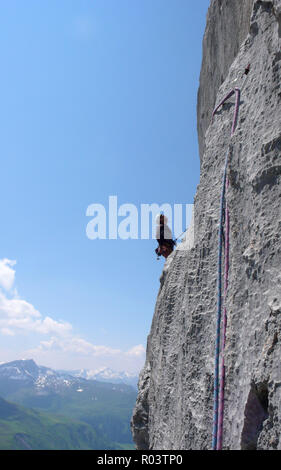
[155,214,176,259]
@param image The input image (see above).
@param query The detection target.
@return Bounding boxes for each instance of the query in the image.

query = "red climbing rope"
[212,86,241,450]
[217,179,229,451]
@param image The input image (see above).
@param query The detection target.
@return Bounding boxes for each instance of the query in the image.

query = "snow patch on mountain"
[0,359,82,393]
[62,366,139,389]
[0,359,138,391]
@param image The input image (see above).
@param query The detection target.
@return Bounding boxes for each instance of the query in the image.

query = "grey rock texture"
[197,0,255,163]
[131,0,281,450]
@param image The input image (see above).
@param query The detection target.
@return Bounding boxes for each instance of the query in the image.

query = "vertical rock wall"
[131,0,281,450]
[197,0,254,162]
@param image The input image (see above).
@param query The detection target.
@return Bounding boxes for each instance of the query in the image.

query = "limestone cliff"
[131,0,281,450]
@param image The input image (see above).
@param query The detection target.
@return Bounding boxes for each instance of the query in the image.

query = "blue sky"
[0,0,210,373]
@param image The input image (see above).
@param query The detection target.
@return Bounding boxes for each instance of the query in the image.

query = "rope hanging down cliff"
[211,65,250,451]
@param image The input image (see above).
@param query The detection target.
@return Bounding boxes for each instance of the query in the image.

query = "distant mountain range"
[60,367,139,389]
[0,359,83,393]
[0,360,139,389]
[0,359,137,450]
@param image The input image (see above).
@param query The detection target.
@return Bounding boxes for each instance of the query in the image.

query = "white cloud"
[126,344,146,357]
[35,335,121,356]
[0,258,72,338]
[0,292,72,337]
[27,337,145,374]
[0,259,16,291]
[0,258,145,374]
[35,316,73,336]
[0,327,15,336]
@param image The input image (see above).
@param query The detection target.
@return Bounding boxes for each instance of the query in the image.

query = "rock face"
[131,0,281,450]
[197,0,255,162]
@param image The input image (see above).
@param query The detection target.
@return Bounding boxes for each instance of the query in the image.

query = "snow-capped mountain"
[0,360,137,449]
[0,359,84,393]
[0,360,139,392]
[60,367,139,389]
